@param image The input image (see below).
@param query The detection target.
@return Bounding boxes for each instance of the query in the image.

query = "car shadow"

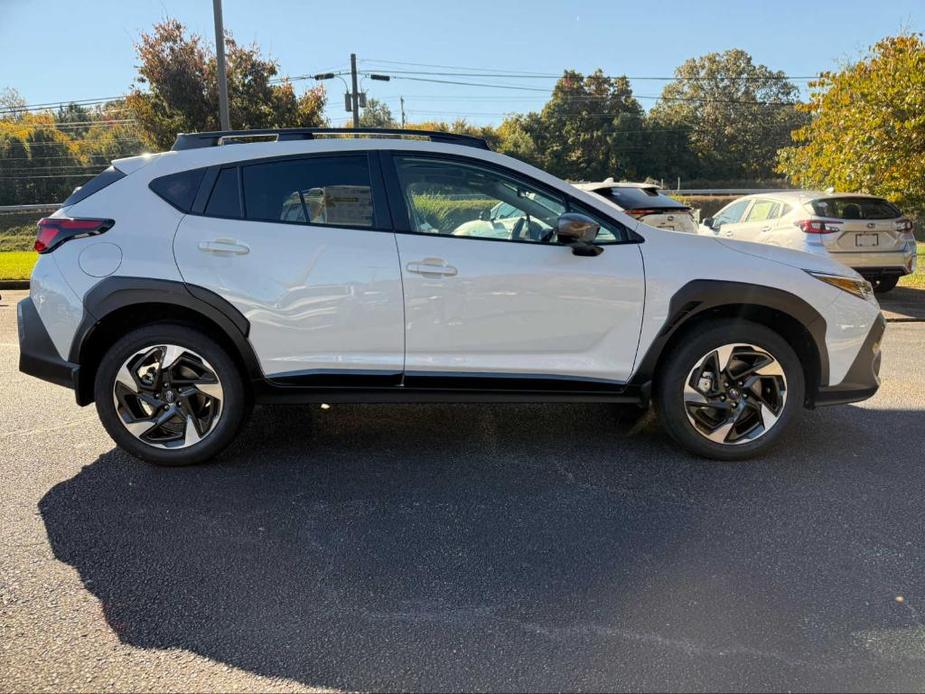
[879,286,925,321]
[40,403,925,692]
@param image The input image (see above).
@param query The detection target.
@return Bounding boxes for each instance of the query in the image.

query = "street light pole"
[350,53,360,128]
[212,0,231,130]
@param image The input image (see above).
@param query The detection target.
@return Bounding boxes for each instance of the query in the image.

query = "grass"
[897,242,925,289]
[0,251,38,281]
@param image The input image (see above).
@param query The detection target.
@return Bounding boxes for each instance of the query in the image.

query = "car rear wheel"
[654,320,804,461]
[94,324,248,466]
[872,275,899,294]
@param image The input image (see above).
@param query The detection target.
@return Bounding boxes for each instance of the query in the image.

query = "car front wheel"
[654,320,804,461]
[94,324,248,466]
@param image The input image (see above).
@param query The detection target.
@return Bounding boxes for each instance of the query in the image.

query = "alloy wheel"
[683,343,787,446]
[112,344,224,449]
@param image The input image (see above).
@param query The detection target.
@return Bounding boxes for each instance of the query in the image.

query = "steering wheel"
[511,217,527,241]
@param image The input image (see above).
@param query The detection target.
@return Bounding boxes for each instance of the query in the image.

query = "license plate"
[658,225,676,231]
[855,233,879,247]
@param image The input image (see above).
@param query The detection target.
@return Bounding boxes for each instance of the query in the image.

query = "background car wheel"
[654,320,804,461]
[94,324,248,466]
[872,275,899,294]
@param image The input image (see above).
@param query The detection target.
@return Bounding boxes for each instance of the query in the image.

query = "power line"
[364,75,801,106]
[362,67,818,81]
[0,96,125,115]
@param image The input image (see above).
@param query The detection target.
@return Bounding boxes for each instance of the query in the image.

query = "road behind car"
[2,289,925,692]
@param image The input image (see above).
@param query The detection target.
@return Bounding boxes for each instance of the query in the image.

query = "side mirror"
[556,213,603,256]
[702,217,715,230]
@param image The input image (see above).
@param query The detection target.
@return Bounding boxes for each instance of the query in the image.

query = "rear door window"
[744,199,779,223]
[242,155,377,227]
[205,168,241,218]
[809,197,901,219]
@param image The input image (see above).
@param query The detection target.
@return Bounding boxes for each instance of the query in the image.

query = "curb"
[0,280,30,290]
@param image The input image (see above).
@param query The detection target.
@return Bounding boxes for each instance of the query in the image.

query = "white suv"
[18,128,884,465]
[701,191,917,293]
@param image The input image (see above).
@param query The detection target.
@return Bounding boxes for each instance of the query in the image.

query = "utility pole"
[212,0,231,130]
[400,96,406,127]
[350,53,360,128]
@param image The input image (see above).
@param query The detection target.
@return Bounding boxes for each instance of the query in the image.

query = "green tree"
[778,34,925,220]
[649,49,805,180]
[515,70,646,180]
[357,98,397,128]
[125,19,326,149]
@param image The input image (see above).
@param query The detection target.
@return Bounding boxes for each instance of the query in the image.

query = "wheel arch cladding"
[632,280,828,405]
[70,277,262,406]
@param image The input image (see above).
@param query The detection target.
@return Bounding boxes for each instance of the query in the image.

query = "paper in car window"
[304,186,374,226]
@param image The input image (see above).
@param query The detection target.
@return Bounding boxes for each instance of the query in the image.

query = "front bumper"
[17,297,81,392]
[813,313,885,406]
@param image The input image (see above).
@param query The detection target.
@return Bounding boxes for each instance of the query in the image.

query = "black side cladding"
[17,297,80,391]
[630,280,830,388]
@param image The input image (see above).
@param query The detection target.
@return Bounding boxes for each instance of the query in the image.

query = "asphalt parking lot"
[2,288,924,692]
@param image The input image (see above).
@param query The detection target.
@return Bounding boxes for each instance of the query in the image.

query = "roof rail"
[171,127,490,151]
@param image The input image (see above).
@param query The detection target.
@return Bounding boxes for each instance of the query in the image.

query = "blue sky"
[1,0,922,125]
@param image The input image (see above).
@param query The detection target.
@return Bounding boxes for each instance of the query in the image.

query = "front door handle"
[406,258,458,277]
[760,225,772,233]
[198,239,250,255]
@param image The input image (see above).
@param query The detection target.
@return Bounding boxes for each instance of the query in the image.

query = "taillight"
[895,218,914,234]
[626,209,658,218]
[34,218,114,254]
[795,219,841,234]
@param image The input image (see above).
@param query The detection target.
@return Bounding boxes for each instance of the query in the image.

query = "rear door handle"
[406,259,458,277]
[198,239,250,255]
[760,225,772,233]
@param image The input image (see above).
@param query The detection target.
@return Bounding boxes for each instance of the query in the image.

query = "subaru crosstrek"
[18,128,885,465]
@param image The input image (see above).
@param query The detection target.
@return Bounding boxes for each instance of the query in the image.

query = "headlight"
[807,271,876,302]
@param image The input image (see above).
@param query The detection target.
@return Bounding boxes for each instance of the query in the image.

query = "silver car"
[700,191,917,293]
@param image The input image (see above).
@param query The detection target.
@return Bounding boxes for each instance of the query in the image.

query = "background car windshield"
[598,186,687,210]
[809,197,901,220]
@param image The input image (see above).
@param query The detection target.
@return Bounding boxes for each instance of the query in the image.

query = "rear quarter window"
[149,168,207,212]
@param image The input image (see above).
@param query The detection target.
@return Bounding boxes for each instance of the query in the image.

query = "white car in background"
[701,191,917,293]
[573,180,698,234]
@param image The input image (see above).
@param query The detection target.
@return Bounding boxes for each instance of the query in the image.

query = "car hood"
[716,238,860,277]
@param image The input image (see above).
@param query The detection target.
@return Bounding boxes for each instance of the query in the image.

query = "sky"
[1,0,922,126]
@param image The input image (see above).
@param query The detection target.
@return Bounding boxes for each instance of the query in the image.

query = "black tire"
[94,324,248,466]
[872,275,899,294]
[654,320,805,461]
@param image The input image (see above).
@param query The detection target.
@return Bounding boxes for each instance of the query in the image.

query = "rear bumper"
[813,313,885,407]
[838,247,916,275]
[17,297,81,392]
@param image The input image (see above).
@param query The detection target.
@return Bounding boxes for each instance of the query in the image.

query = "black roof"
[171,127,490,151]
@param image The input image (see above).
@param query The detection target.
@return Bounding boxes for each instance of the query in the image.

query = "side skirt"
[253,374,650,406]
